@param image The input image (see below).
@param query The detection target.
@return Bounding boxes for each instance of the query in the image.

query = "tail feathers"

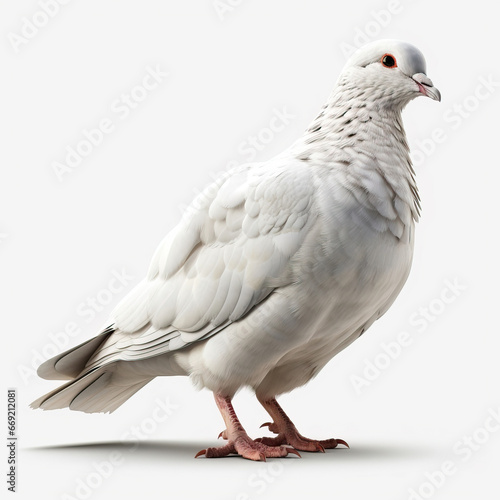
[37,326,114,381]
[30,366,153,414]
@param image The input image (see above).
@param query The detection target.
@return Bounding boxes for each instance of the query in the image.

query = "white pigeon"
[32,39,440,461]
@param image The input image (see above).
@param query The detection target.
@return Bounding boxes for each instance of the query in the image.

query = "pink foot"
[195,394,300,461]
[257,421,348,452]
[256,398,349,452]
[196,431,300,461]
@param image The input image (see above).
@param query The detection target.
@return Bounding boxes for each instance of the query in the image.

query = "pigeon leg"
[256,397,349,452]
[195,393,300,461]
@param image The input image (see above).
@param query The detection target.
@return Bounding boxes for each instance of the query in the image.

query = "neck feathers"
[294,81,421,232]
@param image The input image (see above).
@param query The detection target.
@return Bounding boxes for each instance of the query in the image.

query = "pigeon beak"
[412,73,441,102]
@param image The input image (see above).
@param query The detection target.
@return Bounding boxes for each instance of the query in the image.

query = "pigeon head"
[340,39,441,109]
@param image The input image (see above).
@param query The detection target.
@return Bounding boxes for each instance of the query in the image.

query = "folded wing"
[48,159,317,377]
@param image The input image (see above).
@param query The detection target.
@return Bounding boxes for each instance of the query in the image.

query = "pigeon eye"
[381,54,397,68]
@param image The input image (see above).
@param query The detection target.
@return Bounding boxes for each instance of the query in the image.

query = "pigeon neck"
[300,86,410,153]
[294,86,420,223]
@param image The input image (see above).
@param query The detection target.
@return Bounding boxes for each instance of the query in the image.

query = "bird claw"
[195,442,236,458]
[195,435,301,461]
[218,429,228,440]
[257,425,348,452]
[285,447,301,458]
[335,439,350,449]
[259,421,280,434]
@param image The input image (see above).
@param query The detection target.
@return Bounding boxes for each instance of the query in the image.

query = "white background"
[2,1,500,499]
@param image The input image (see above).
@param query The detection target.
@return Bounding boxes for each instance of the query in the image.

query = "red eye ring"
[381,54,397,68]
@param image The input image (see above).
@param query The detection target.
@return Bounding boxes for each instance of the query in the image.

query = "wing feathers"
[38,161,315,380]
[37,327,113,380]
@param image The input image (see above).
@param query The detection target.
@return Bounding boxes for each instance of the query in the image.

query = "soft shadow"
[331,443,432,460]
[26,440,432,461]
[27,440,201,456]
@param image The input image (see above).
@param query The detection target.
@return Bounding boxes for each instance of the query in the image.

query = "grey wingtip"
[37,360,74,381]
